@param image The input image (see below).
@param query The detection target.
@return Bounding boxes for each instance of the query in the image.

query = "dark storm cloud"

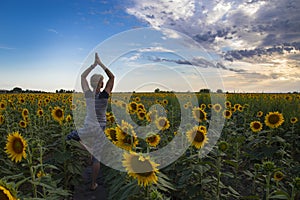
[148,56,246,73]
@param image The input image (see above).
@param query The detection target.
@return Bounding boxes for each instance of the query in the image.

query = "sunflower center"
[147,136,156,143]
[131,156,154,177]
[130,103,137,110]
[195,110,204,120]
[13,138,24,154]
[0,104,4,109]
[109,130,117,141]
[159,119,166,127]
[194,130,205,143]
[253,122,261,129]
[268,114,280,124]
[275,173,283,179]
[55,110,63,118]
[225,111,231,117]
[0,190,9,200]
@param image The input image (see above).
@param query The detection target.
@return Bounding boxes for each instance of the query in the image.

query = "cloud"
[0,45,15,50]
[47,28,58,34]
[148,55,246,73]
[126,0,300,54]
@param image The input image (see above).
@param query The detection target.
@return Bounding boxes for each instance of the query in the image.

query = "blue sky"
[1,0,299,93]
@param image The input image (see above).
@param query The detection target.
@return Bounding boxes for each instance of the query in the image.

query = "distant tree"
[12,87,22,93]
[154,88,160,93]
[199,88,210,93]
[216,89,223,93]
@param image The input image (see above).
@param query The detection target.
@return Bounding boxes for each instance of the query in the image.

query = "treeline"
[0,87,74,94]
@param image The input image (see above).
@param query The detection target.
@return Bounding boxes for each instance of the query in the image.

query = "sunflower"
[0,182,17,200]
[51,106,64,125]
[0,114,4,125]
[186,125,208,149]
[116,132,138,151]
[213,103,222,113]
[36,108,44,117]
[225,101,231,108]
[274,171,284,182]
[155,117,170,131]
[135,96,141,102]
[37,171,46,178]
[105,127,118,143]
[21,108,29,118]
[257,111,263,117]
[290,117,298,124]
[200,103,206,110]
[192,107,207,122]
[122,152,159,187]
[223,110,232,119]
[218,141,229,152]
[5,132,27,163]
[250,121,263,132]
[264,111,284,128]
[0,101,6,110]
[137,110,146,121]
[237,105,244,112]
[162,99,168,105]
[128,101,138,113]
[19,120,27,128]
[145,133,161,147]
[65,114,72,122]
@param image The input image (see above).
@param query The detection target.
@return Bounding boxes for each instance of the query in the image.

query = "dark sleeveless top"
[84,89,109,126]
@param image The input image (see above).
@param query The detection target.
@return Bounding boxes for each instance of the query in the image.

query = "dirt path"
[72,166,107,200]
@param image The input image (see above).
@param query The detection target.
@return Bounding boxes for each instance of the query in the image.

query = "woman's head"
[90,74,104,90]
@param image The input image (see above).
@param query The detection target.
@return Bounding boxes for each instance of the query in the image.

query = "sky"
[1,0,299,93]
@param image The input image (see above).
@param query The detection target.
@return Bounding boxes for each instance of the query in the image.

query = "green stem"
[28,145,38,198]
[216,151,221,200]
[265,173,271,200]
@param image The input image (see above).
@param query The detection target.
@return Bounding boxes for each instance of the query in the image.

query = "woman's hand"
[95,53,102,66]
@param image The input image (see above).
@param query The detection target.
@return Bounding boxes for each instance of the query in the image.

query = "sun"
[122,152,159,187]
[5,132,27,163]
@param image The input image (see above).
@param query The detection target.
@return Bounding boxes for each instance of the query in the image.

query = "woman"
[67,52,114,191]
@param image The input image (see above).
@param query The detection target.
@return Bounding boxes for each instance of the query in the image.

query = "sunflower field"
[0,92,299,200]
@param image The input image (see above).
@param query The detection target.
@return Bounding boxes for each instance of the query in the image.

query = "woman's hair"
[90,74,104,89]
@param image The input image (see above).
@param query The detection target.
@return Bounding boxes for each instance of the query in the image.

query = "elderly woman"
[67,52,114,191]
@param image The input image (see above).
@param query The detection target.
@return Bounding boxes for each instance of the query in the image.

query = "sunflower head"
[218,141,229,152]
[0,114,5,125]
[145,133,161,147]
[0,180,18,200]
[264,111,284,128]
[155,117,170,131]
[36,109,44,117]
[51,106,64,125]
[186,125,208,149]
[19,120,27,128]
[250,121,263,132]
[5,131,27,163]
[257,111,263,117]
[274,171,284,182]
[105,127,118,142]
[223,110,232,119]
[262,161,275,173]
[122,152,159,187]
[293,177,300,190]
[192,107,207,122]
[290,117,298,124]
[213,104,222,113]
